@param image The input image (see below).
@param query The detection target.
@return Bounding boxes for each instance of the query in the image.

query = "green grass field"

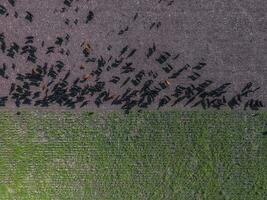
[0,111,266,199]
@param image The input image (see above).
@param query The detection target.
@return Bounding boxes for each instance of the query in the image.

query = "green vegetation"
[0,111,266,199]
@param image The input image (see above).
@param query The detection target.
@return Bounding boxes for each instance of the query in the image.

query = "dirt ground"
[0,0,266,112]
